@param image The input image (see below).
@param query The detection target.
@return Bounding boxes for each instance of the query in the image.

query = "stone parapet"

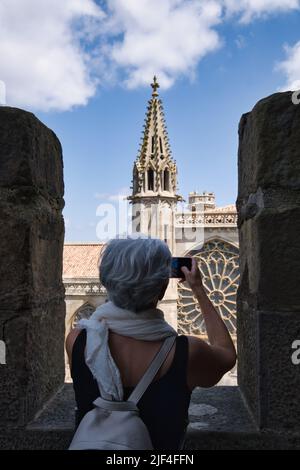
[237,92,300,431]
[0,107,65,427]
[1,385,299,450]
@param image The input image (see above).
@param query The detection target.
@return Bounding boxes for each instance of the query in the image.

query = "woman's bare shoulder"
[185,335,227,389]
[186,335,208,353]
[65,328,82,357]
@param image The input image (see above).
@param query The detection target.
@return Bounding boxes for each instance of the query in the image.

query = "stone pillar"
[0,107,65,427]
[237,92,300,432]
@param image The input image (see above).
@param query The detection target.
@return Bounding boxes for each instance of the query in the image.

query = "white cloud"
[104,0,223,89]
[223,0,300,23]
[101,0,300,89]
[1,0,300,111]
[0,0,104,111]
[277,41,300,90]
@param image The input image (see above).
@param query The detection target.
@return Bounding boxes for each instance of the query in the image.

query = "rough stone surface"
[185,387,300,450]
[0,107,63,196]
[238,206,300,312]
[237,91,300,200]
[0,107,65,427]
[237,92,300,431]
[237,307,259,423]
[258,311,300,429]
[1,385,299,450]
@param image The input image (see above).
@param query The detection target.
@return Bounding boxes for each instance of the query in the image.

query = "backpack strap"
[127,335,176,405]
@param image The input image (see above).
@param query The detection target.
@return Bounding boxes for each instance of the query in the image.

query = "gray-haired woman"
[66,236,236,450]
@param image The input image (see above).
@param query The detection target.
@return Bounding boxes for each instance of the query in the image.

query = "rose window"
[177,240,239,337]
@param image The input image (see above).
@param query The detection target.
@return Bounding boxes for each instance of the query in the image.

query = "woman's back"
[71,329,192,450]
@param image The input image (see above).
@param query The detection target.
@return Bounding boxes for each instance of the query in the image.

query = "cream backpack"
[69,336,176,450]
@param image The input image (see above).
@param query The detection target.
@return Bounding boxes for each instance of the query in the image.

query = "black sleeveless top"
[71,330,192,450]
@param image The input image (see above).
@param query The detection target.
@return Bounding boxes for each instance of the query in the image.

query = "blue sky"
[1,1,300,241]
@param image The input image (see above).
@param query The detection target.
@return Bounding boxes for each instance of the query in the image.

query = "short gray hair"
[99,236,172,312]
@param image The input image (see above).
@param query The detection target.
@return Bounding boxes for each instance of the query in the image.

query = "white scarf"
[78,300,177,401]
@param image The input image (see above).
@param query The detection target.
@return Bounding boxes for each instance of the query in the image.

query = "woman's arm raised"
[181,258,237,390]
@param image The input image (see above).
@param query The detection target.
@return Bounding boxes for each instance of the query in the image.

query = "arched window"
[133,166,139,193]
[148,169,154,191]
[159,137,163,154]
[151,136,155,154]
[71,302,95,328]
[178,240,239,338]
[163,169,169,191]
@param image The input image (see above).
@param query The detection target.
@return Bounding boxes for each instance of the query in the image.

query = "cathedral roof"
[63,243,104,279]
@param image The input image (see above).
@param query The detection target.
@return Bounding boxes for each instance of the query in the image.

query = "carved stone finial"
[151,76,159,97]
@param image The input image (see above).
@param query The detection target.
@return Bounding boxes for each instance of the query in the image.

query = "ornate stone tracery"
[64,282,106,296]
[175,212,237,227]
[177,240,239,337]
[71,302,95,327]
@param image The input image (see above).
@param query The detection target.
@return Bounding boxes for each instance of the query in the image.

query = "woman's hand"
[181,257,204,292]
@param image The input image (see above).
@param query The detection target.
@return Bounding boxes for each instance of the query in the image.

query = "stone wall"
[237,92,300,432]
[0,107,65,428]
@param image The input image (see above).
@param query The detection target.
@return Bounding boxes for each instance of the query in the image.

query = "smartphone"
[170,257,192,278]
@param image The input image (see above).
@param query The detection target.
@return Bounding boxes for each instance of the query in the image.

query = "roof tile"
[63,243,105,279]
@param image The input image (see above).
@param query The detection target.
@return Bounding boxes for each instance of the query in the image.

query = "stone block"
[237,306,259,423]
[238,206,300,311]
[238,308,300,430]
[238,91,300,201]
[0,107,63,199]
[0,107,65,427]
[258,311,300,430]
[237,91,300,435]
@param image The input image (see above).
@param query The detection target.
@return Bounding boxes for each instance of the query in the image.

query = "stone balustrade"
[175,211,237,227]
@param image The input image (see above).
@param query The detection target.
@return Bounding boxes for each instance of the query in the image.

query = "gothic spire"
[130,76,180,198]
